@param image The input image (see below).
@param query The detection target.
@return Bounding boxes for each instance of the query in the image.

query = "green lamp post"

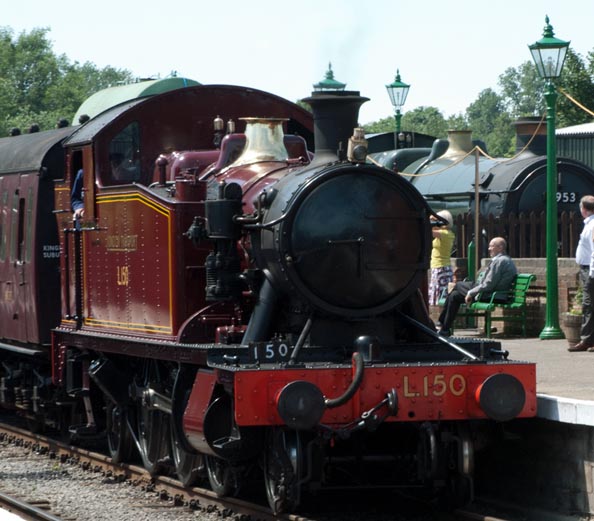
[529,16,570,340]
[386,70,410,149]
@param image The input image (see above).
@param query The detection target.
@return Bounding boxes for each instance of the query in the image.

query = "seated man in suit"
[437,237,517,336]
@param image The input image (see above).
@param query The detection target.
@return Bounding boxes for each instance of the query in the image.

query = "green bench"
[440,273,536,338]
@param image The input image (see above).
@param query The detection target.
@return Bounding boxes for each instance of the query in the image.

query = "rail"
[0,491,64,521]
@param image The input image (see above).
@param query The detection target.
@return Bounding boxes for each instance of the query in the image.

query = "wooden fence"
[451,211,582,259]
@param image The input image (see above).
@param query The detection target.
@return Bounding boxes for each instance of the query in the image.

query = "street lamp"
[529,16,570,340]
[386,70,410,149]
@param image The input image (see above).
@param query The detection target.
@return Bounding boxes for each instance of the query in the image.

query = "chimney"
[442,130,474,158]
[301,90,369,164]
[513,117,546,156]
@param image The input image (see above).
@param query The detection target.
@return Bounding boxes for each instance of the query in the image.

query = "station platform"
[457,331,594,426]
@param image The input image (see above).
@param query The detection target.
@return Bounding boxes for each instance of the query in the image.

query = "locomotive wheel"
[440,424,474,509]
[137,360,170,475]
[106,402,134,463]
[418,422,439,481]
[170,422,204,487]
[263,428,302,515]
[447,424,474,507]
[205,455,237,496]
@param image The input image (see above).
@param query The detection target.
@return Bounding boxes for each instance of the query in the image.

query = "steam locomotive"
[0,84,536,513]
[371,118,594,218]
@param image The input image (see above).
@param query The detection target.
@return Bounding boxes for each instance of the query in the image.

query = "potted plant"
[562,286,583,348]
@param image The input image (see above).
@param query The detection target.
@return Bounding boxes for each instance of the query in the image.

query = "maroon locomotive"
[0,84,536,514]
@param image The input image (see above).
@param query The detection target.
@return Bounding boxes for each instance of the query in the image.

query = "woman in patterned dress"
[428,210,455,306]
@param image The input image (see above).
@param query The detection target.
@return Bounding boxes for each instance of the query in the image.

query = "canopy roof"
[556,122,594,136]
[72,77,200,124]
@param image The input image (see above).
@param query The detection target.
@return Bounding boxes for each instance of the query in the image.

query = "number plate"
[250,341,294,363]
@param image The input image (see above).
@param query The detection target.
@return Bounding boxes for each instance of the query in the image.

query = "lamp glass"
[530,45,568,79]
[528,16,570,80]
[387,85,410,109]
[386,71,410,109]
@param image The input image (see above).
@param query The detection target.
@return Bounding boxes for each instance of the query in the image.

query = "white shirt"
[575,213,594,275]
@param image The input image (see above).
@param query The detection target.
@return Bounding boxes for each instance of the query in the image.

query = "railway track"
[0,420,314,521]
[0,491,65,521]
[0,419,526,521]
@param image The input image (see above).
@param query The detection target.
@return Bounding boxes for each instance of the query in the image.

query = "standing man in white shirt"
[569,195,594,352]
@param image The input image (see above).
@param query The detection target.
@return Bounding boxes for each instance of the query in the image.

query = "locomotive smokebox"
[301,90,369,162]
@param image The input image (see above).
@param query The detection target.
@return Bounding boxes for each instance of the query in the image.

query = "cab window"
[108,122,141,184]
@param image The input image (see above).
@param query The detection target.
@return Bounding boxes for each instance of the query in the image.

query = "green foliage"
[466,89,514,156]
[570,285,583,315]
[498,62,545,118]
[445,113,468,131]
[295,99,312,113]
[363,108,452,138]
[498,49,594,128]
[0,26,133,136]
[557,49,594,128]
[362,116,395,134]
[401,106,448,138]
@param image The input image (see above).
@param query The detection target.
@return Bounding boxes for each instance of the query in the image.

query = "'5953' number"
[557,192,577,203]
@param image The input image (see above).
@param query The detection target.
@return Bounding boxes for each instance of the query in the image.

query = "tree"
[498,61,544,119]
[362,116,395,134]
[446,113,468,131]
[0,27,133,135]
[556,49,594,127]
[498,49,594,128]
[401,106,448,139]
[466,89,514,156]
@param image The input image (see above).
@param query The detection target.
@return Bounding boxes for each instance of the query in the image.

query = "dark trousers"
[579,267,594,343]
[438,281,475,331]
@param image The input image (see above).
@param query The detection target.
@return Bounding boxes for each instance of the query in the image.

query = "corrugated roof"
[557,122,594,136]
[72,77,200,124]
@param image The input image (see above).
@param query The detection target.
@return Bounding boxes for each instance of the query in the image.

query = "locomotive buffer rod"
[396,311,479,361]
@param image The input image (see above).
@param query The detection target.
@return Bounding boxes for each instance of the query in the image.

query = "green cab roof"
[72,77,200,124]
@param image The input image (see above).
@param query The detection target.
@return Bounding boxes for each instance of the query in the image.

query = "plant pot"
[561,312,583,348]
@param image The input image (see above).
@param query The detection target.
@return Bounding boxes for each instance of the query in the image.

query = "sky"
[5,0,594,125]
